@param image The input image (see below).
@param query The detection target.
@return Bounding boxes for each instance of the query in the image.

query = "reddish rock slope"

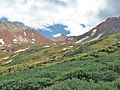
[0,22,49,46]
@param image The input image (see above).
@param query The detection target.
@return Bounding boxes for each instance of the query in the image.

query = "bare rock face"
[0,22,49,47]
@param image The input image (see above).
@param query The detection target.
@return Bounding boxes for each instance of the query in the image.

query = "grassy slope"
[64,33,120,58]
[0,33,120,89]
[0,44,120,89]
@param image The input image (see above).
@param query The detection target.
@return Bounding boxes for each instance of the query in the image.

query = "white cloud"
[53,33,62,37]
[0,0,106,36]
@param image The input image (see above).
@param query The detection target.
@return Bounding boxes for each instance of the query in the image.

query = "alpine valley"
[0,16,120,90]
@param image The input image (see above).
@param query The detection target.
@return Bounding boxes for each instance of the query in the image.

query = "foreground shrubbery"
[0,53,120,89]
[0,44,120,89]
[44,78,116,90]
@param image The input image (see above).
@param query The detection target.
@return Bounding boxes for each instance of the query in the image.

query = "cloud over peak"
[0,0,119,37]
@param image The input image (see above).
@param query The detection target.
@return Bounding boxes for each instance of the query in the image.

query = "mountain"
[75,16,120,43]
[0,17,9,22]
[38,24,70,38]
[0,22,49,47]
[0,17,120,90]
[51,34,68,42]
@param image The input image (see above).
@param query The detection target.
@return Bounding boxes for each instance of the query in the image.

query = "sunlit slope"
[0,43,119,89]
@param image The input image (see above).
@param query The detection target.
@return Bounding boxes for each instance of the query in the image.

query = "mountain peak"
[0,17,28,27]
[0,17,9,22]
[0,20,49,47]
[74,16,120,43]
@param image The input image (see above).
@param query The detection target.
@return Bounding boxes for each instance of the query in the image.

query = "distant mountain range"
[0,16,120,90]
[0,16,120,47]
[0,17,25,26]
[38,24,70,38]
[0,17,70,38]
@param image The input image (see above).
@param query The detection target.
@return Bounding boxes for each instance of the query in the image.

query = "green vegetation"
[0,34,120,90]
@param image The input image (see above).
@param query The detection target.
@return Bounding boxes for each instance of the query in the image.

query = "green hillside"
[0,32,120,90]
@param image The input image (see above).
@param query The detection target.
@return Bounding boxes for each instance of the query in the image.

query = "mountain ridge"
[74,16,120,43]
[0,21,49,47]
[0,16,120,89]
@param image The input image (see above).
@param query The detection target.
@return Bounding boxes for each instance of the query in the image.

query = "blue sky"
[38,24,70,38]
[0,0,119,38]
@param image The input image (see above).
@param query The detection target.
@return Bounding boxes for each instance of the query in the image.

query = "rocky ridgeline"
[0,22,49,47]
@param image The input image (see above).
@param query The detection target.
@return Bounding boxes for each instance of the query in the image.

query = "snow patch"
[32,39,35,41]
[117,41,120,44]
[90,33,104,42]
[63,48,67,51]
[69,46,74,48]
[12,53,19,58]
[0,39,5,46]
[14,48,29,53]
[76,36,89,43]
[13,39,17,42]
[4,56,9,60]
[32,33,35,36]
[3,60,13,64]
[44,46,50,48]
[91,29,97,36]
[24,32,27,36]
